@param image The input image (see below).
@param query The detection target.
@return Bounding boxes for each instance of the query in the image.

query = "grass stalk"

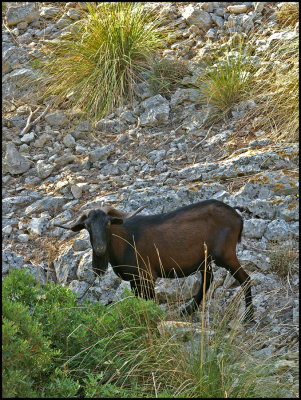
[200,242,208,387]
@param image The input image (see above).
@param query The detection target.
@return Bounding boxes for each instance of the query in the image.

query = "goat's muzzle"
[93,245,107,257]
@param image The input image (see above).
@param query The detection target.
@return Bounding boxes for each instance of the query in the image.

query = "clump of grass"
[268,242,299,278]
[276,2,299,28]
[38,2,168,120]
[196,34,255,121]
[148,57,189,98]
[249,33,299,142]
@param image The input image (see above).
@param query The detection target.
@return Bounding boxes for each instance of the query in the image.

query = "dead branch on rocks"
[20,104,50,136]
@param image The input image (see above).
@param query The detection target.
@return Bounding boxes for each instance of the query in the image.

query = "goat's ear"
[70,214,87,232]
[110,217,124,225]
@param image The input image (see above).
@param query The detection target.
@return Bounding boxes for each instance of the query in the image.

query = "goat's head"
[54,205,145,275]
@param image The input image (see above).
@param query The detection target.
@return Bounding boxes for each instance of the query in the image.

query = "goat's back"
[113,200,243,277]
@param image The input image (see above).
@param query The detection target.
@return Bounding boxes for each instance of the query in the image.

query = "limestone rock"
[3,142,31,175]
[6,3,40,26]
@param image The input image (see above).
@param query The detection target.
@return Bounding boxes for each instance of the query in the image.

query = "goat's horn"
[53,223,70,229]
[126,206,145,218]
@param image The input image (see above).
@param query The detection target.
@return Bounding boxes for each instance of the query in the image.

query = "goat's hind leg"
[216,254,254,323]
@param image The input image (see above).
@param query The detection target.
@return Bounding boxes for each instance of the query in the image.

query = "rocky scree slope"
[2,2,299,374]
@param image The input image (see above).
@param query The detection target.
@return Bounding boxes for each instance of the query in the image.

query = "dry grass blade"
[276,2,299,28]
[248,32,299,142]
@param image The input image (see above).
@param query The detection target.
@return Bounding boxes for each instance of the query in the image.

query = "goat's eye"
[106,220,111,227]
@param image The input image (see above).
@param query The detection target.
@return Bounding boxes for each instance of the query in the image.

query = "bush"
[268,242,299,278]
[2,269,297,397]
[2,270,166,397]
[2,290,57,397]
[38,2,168,120]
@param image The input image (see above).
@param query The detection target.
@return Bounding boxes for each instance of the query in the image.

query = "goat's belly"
[140,247,204,278]
[156,259,203,278]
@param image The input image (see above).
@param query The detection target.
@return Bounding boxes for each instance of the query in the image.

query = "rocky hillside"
[2,2,299,380]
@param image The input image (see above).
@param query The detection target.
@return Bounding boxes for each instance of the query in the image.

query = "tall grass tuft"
[248,33,299,142]
[196,34,255,121]
[38,2,168,120]
[276,2,299,28]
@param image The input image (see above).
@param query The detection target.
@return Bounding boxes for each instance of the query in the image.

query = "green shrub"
[83,377,146,398]
[2,269,298,398]
[2,270,167,396]
[38,2,168,120]
[3,268,41,307]
[2,294,57,397]
[43,368,80,398]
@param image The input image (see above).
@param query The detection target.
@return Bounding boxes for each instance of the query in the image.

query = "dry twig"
[20,105,50,136]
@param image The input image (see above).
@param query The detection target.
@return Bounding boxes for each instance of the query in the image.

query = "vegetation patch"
[148,57,189,98]
[268,242,299,278]
[248,33,299,142]
[38,2,168,120]
[276,2,299,28]
[196,34,256,122]
[2,269,297,398]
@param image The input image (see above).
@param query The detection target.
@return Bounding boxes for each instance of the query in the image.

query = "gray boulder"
[95,118,126,134]
[3,142,31,175]
[6,3,39,26]
[139,94,170,126]
[45,112,68,128]
[2,68,39,100]
[155,273,203,304]
[36,160,55,179]
[264,219,292,241]
[89,144,115,163]
[182,4,212,29]
[54,245,87,284]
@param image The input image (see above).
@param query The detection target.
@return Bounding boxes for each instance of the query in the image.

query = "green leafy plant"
[38,2,168,120]
[2,267,298,398]
[2,287,58,397]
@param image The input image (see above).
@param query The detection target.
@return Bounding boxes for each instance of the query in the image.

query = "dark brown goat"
[55,200,254,321]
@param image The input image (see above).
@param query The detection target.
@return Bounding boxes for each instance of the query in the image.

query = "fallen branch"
[20,108,35,136]
[191,126,213,151]
[20,104,50,136]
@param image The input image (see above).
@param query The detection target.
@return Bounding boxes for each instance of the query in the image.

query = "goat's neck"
[107,224,129,266]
